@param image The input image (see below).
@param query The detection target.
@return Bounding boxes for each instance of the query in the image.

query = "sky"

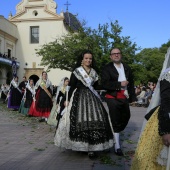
[1,0,170,51]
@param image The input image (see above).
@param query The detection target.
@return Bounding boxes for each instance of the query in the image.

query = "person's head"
[64,77,69,86]
[110,48,122,64]
[74,50,95,70]
[81,50,93,67]
[23,76,26,81]
[29,79,34,86]
[42,71,47,80]
[142,87,146,91]
[14,76,18,82]
[146,87,150,92]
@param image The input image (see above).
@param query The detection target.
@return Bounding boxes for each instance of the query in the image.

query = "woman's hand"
[162,134,170,146]
[64,101,69,107]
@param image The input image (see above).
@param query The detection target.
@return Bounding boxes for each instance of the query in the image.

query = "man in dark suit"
[19,76,27,96]
[101,47,136,156]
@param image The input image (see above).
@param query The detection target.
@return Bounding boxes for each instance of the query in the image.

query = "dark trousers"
[105,98,130,133]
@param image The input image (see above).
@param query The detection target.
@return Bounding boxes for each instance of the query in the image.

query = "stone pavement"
[0,100,147,170]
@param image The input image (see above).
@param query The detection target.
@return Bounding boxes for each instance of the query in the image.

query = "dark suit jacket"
[101,62,136,103]
[19,81,27,90]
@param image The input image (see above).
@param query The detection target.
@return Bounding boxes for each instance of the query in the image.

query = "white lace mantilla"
[159,70,170,83]
[11,80,19,88]
[73,66,98,87]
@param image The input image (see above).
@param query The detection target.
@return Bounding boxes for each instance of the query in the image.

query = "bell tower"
[16,0,57,15]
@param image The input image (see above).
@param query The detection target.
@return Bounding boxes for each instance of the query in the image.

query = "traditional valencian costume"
[19,80,35,115]
[101,59,136,156]
[131,47,170,170]
[29,76,53,118]
[54,66,113,152]
[19,78,27,97]
[7,77,22,110]
[55,78,68,105]
[47,77,69,126]
[1,85,8,103]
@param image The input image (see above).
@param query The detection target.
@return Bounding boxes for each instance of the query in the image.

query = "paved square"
[0,101,147,170]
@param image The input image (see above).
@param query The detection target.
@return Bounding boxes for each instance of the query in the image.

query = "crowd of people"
[132,82,156,107]
[1,47,170,169]
[1,48,133,158]
[0,52,14,60]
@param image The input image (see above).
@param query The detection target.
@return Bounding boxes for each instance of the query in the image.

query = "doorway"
[29,74,39,85]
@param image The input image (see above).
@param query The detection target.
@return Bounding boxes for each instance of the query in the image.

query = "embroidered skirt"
[19,100,30,115]
[131,107,166,170]
[54,88,113,151]
[7,89,22,109]
[29,88,53,118]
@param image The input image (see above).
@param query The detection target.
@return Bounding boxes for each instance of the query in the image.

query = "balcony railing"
[0,54,20,67]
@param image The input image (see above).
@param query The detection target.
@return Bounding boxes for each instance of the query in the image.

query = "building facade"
[0,0,76,85]
[0,16,19,84]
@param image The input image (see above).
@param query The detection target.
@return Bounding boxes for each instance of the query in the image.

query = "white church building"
[0,0,80,85]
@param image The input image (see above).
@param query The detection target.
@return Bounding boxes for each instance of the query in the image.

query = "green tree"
[134,48,165,84]
[36,20,139,75]
[159,40,170,53]
[133,40,170,85]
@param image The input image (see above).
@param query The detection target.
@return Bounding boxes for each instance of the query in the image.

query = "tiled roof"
[64,12,81,31]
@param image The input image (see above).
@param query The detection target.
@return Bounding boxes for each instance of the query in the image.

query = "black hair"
[142,87,146,91]
[42,71,47,75]
[64,77,69,82]
[13,76,18,79]
[73,50,96,71]
[110,47,122,55]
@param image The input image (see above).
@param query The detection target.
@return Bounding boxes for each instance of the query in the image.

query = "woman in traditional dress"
[54,50,113,158]
[7,76,22,111]
[19,79,35,115]
[29,71,53,122]
[131,47,170,170]
[47,77,69,126]
[56,77,69,107]
[1,84,8,103]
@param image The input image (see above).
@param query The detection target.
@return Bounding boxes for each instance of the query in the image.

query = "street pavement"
[0,100,147,170]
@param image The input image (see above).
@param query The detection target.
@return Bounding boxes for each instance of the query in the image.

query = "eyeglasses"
[111,53,121,56]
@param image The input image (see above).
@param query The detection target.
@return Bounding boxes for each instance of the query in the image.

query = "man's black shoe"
[114,148,124,156]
